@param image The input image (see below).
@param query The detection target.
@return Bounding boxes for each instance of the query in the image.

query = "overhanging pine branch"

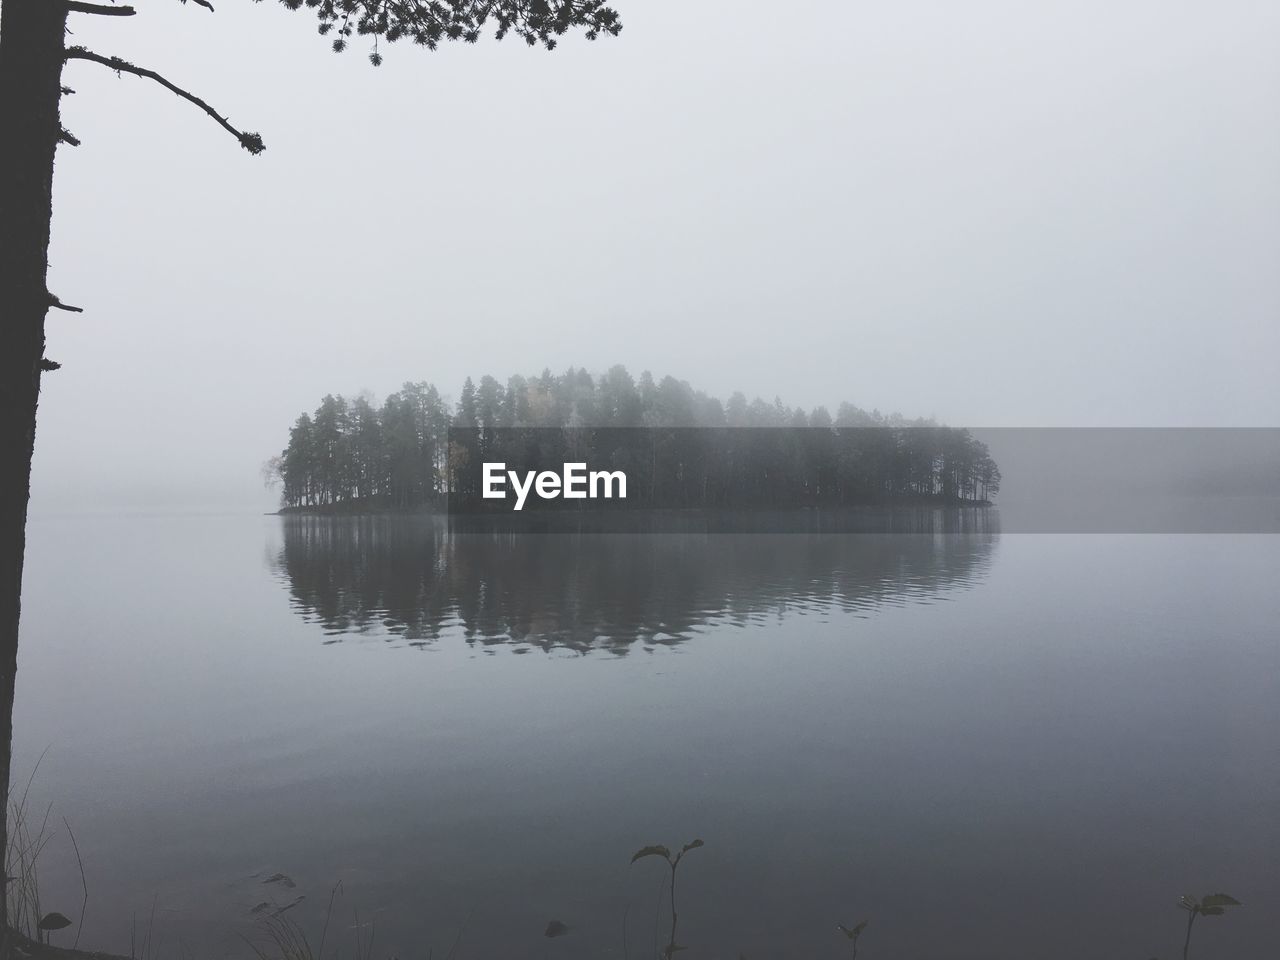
[65,2,137,16]
[281,0,622,59]
[64,47,265,154]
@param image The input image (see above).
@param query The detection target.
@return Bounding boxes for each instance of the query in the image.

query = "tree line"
[268,365,1001,511]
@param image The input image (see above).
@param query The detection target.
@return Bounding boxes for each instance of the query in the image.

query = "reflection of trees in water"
[271,516,997,654]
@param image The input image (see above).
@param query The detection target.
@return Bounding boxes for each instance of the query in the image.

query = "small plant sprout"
[1177,893,1241,960]
[630,839,704,959]
[836,919,868,960]
[544,919,570,938]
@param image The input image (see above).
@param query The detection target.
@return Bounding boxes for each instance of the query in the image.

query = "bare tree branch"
[64,47,265,154]
[186,0,216,11]
[65,2,137,16]
[59,128,81,147]
[48,294,84,313]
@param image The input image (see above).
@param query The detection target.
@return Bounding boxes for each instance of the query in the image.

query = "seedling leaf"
[631,845,671,864]
[837,920,868,940]
[544,919,570,938]
[1200,894,1241,908]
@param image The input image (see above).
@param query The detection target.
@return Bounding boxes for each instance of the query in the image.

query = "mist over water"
[11,515,1280,958]
[7,0,1277,957]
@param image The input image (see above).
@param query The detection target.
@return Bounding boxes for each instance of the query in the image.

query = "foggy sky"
[30,0,1280,514]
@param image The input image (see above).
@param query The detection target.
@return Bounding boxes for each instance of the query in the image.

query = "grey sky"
[31,0,1280,513]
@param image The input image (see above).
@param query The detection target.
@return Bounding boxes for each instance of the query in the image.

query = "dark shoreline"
[271,497,994,518]
[270,501,997,533]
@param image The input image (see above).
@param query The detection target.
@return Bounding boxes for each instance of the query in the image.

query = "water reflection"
[19,519,1279,959]
[270,515,998,651]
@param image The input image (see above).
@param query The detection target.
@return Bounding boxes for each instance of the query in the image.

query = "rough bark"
[0,0,69,940]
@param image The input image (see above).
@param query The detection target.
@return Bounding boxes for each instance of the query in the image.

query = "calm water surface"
[13,515,1280,959]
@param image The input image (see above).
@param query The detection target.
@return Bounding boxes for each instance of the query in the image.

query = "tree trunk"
[0,0,68,938]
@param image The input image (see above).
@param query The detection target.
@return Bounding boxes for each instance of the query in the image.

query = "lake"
[12,514,1280,959]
